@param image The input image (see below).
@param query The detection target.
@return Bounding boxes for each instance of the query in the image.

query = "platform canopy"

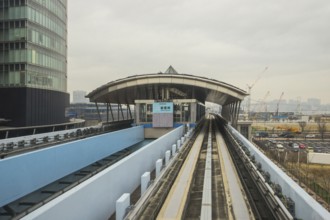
[87,66,248,106]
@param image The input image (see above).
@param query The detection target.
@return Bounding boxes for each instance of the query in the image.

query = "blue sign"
[153,102,173,114]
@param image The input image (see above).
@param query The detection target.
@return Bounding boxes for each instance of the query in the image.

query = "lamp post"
[297,148,300,167]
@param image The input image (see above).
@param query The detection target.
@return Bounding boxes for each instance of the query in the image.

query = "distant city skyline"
[244,96,330,114]
[67,0,330,104]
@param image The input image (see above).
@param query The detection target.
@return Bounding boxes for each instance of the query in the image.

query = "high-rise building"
[72,90,88,103]
[0,0,69,126]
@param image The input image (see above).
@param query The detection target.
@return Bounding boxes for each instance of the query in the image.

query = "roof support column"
[127,104,132,119]
[126,104,129,119]
[119,104,125,120]
[166,87,170,100]
[94,102,102,123]
[106,103,109,123]
[230,102,236,128]
[109,103,114,122]
[117,104,120,121]
[236,101,241,127]
[221,105,230,123]
[232,101,240,128]
[161,87,165,100]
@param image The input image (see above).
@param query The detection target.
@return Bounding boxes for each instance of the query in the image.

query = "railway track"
[183,119,228,219]
[129,121,205,220]
[218,123,276,219]
[131,116,245,219]
[128,115,293,220]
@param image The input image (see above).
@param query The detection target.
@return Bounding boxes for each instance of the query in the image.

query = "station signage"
[153,102,173,114]
[152,102,173,127]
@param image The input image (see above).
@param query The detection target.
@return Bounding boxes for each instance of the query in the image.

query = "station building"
[87,66,248,138]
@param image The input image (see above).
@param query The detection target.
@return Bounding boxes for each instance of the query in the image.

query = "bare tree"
[315,118,327,141]
[298,121,307,134]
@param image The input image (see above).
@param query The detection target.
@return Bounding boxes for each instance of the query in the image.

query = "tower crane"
[246,66,268,119]
[253,91,270,121]
[259,91,270,112]
[275,92,284,119]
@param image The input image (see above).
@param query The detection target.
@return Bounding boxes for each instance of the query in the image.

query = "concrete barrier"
[156,159,163,178]
[116,193,130,220]
[141,172,151,195]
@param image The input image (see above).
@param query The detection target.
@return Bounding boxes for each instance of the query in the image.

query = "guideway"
[215,124,252,219]
[157,119,208,219]
[128,115,294,220]
[133,116,252,219]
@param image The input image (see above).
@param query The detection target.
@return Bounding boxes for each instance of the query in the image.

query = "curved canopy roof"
[87,68,248,106]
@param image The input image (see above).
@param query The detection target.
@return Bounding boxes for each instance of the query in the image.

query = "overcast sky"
[68,0,330,105]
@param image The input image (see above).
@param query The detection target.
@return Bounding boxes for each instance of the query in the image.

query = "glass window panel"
[32,50,36,63]
[9,72,15,84]
[21,49,26,62]
[4,72,9,84]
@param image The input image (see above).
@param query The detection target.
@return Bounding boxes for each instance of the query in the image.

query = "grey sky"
[68,0,330,104]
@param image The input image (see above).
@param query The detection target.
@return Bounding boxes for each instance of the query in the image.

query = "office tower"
[0,0,69,126]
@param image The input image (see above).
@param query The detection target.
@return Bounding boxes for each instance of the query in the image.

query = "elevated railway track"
[126,115,294,220]
[1,116,303,219]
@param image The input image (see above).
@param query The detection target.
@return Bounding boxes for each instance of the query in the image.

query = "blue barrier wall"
[0,126,144,207]
[22,126,185,220]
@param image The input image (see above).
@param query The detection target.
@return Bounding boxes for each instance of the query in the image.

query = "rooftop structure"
[87,67,248,126]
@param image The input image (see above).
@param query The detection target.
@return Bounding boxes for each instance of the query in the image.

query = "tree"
[315,118,327,141]
[298,121,307,134]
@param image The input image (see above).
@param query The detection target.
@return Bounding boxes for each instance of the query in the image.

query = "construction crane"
[275,92,284,119]
[246,66,268,119]
[253,91,270,121]
[259,91,270,112]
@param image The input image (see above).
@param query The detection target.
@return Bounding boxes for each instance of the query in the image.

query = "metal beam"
[94,102,102,122]
[109,103,114,122]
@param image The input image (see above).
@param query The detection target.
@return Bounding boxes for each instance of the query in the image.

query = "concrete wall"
[22,126,184,220]
[228,125,330,220]
[0,126,144,207]
[144,127,174,138]
[308,153,330,165]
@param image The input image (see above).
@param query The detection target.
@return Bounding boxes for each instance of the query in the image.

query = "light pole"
[297,148,300,167]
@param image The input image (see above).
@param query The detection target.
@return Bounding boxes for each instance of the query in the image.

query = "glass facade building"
[0,0,69,126]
